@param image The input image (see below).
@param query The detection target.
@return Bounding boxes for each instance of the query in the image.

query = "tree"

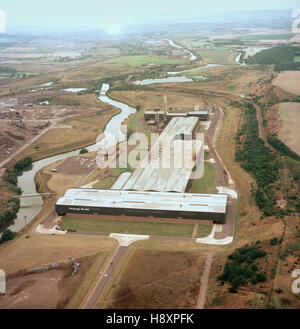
[79,148,88,154]
[0,229,17,243]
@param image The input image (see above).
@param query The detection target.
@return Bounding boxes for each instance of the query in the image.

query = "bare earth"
[0,234,117,275]
[279,102,300,155]
[273,71,300,96]
[0,270,64,309]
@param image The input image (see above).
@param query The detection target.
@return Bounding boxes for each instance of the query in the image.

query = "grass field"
[65,250,114,309]
[0,234,117,275]
[278,102,300,155]
[98,249,206,309]
[92,168,133,189]
[196,224,212,238]
[13,109,119,163]
[60,217,199,238]
[105,55,186,66]
[238,33,294,42]
[294,56,300,63]
[198,49,237,64]
[188,161,217,194]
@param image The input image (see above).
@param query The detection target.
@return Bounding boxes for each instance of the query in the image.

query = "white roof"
[57,189,228,214]
[111,172,132,190]
[122,117,201,192]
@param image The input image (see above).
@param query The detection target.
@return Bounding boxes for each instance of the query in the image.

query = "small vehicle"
[104,274,108,278]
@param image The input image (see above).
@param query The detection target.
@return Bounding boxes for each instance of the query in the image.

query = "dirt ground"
[0,252,108,309]
[100,249,207,309]
[56,156,97,176]
[273,71,300,96]
[0,234,117,275]
[278,102,300,155]
[270,215,300,309]
[0,269,64,309]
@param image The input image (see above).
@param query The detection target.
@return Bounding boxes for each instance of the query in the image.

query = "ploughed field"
[278,102,300,155]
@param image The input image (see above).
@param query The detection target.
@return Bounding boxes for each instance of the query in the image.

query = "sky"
[0,0,299,34]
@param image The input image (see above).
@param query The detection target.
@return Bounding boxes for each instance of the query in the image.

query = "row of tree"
[0,198,20,231]
[267,135,300,161]
[235,102,280,216]
[1,157,33,233]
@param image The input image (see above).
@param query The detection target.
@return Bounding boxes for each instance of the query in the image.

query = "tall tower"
[164,95,167,122]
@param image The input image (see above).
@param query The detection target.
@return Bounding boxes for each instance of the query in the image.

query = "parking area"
[56,156,97,176]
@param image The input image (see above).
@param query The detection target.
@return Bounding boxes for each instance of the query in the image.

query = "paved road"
[81,246,128,309]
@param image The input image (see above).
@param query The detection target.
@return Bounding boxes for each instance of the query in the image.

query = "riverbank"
[3,84,136,234]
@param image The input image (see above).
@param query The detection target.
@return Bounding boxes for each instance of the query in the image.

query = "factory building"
[144,103,209,123]
[122,116,202,192]
[56,115,228,224]
[55,189,228,224]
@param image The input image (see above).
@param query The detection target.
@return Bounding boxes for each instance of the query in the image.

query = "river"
[7,53,236,232]
[163,39,197,61]
[6,84,136,233]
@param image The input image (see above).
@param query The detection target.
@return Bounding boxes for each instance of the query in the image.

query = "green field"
[60,217,211,238]
[199,49,237,64]
[188,161,217,194]
[239,33,294,42]
[92,168,133,189]
[105,55,186,66]
[227,85,237,91]
[294,56,300,63]
[196,224,213,238]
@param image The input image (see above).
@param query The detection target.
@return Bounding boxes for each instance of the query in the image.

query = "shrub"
[270,237,278,246]
[0,229,17,243]
[79,148,88,154]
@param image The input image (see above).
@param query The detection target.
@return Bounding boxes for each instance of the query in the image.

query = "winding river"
[6,84,136,233]
[164,39,197,61]
[7,49,244,232]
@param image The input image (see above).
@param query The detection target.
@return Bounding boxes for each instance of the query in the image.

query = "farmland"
[278,102,300,155]
[105,55,186,66]
[0,12,300,311]
[273,71,300,96]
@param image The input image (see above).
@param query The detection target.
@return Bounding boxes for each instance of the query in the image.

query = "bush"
[0,198,20,230]
[14,157,32,172]
[218,245,268,290]
[267,135,300,161]
[257,272,267,282]
[0,229,17,243]
[79,148,88,154]
[270,237,278,246]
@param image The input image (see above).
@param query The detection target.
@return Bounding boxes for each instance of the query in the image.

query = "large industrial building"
[56,114,229,224]
[144,104,209,124]
[122,116,203,192]
[55,189,228,223]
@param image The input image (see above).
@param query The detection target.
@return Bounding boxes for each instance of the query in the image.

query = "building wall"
[55,204,226,224]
